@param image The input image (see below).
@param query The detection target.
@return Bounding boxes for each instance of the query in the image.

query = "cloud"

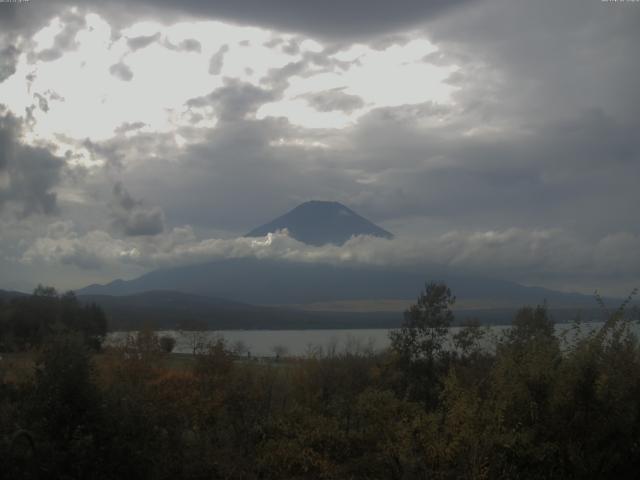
[92,0,473,41]
[21,221,136,270]
[208,44,228,75]
[109,61,134,81]
[110,182,165,236]
[301,88,365,113]
[126,32,161,50]
[32,9,87,62]
[1,0,474,43]
[425,0,640,127]
[20,224,640,294]
[165,37,201,52]
[33,92,50,112]
[1,1,639,296]
[318,104,640,238]
[0,113,64,216]
[186,79,275,122]
[0,44,18,82]
[79,127,185,168]
[114,121,146,135]
[107,95,639,246]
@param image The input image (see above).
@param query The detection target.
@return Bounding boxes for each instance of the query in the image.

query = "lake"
[107,321,630,357]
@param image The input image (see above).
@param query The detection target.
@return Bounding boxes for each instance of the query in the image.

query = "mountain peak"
[245,201,393,246]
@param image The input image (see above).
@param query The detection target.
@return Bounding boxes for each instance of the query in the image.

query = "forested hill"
[77,257,604,308]
[77,290,402,331]
[1,287,623,332]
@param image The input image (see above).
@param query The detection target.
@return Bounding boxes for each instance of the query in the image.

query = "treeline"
[0,286,107,352]
[1,283,640,479]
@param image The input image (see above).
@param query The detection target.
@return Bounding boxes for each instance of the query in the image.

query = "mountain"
[245,200,393,246]
[76,200,616,326]
[77,257,604,315]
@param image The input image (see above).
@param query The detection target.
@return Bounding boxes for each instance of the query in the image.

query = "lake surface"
[108,329,398,357]
[107,321,632,357]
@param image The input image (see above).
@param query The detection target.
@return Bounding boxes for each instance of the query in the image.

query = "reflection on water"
[106,321,631,357]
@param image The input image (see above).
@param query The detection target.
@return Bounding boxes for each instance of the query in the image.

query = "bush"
[159,335,176,353]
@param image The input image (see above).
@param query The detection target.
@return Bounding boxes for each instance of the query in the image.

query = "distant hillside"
[78,290,401,331]
[0,289,28,301]
[77,257,603,310]
[2,286,612,331]
[78,288,611,331]
[245,200,393,246]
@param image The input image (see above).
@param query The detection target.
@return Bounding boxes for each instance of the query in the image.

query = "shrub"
[159,335,176,353]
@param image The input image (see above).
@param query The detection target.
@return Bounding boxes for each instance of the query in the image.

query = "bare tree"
[271,344,288,360]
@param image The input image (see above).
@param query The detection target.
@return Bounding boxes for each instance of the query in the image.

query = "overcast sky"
[0,0,638,296]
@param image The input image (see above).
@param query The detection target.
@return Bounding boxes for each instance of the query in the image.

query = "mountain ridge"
[76,257,603,309]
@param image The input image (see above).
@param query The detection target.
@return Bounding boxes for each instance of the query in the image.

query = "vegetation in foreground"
[1,284,640,479]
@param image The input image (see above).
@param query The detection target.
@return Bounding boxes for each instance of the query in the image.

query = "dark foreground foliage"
[0,286,107,352]
[1,283,640,479]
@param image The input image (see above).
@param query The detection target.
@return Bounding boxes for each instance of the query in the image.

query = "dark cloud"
[302,88,365,113]
[109,61,134,81]
[2,0,473,42]
[0,44,18,82]
[208,44,228,75]
[164,37,201,52]
[115,117,353,232]
[110,182,165,236]
[1,0,639,295]
[118,96,639,247]
[342,104,640,237]
[302,50,354,71]
[535,109,637,168]
[81,129,181,169]
[281,39,300,55]
[126,32,161,50]
[262,60,307,91]
[113,182,138,210]
[82,137,126,167]
[259,51,356,95]
[33,93,49,112]
[426,0,640,125]
[114,121,146,135]
[421,50,451,67]
[33,9,86,62]
[180,38,201,52]
[0,2,60,34]
[116,0,473,40]
[187,80,275,121]
[0,113,64,216]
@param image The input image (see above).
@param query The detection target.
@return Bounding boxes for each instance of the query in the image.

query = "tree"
[159,335,177,353]
[1,286,107,351]
[452,318,486,359]
[180,329,207,356]
[231,339,249,357]
[33,284,57,298]
[272,344,288,361]
[389,282,456,407]
[505,304,555,348]
[390,282,455,362]
[26,334,104,477]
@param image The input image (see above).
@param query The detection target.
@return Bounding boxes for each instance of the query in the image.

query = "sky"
[0,0,639,296]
